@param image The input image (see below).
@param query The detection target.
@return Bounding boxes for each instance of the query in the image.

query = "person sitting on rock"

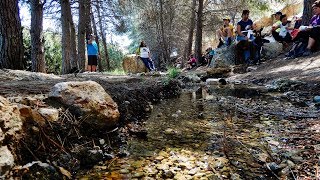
[216,17,235,48]
[271,11,283,41]
[235,10,255,64]
[187,54,197,70]
[136,41,156,72]
[236,10,254,42]
[302,0,320,56]
[273,14,293,46]
[286,0,320,57]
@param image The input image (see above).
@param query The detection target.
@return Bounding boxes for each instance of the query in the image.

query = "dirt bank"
[229,52,320,84]
[0,70,181,178]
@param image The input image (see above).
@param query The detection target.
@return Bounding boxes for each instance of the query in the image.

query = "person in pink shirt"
[187,54,197,70]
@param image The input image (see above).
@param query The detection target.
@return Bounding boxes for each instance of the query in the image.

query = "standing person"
[272,11,283,41]
[236,10,254,42]
[216,17,235,48]
[136,41,155,72]
[87,34,99,72]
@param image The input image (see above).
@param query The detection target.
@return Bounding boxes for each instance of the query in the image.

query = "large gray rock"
[262,42,283,59]
[210,44,237,67]
[49,81,120,128]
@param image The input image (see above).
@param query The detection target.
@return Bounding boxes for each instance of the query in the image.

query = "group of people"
[86,36,156,72]
[214,0,320,64]
[87,0,320,72]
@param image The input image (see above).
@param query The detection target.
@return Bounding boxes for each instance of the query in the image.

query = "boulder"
[49,81,120,128]
[210,44,237,67]
[122,54,148,73]
[262,42,283,59]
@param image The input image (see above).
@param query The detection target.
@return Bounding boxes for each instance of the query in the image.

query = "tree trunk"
[96,1,110,71]
[194,0,204,64]
[159,0,170,64]
[78,0,90,71]
[0,0,25,69]
[302,0,316,25]
[60,0,71,74]
[66,1,77,69]
[90,9,102,72]
[183,0,196,68]
[30,0,46,73]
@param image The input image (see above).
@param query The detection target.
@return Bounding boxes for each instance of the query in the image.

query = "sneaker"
[302,48,312,56]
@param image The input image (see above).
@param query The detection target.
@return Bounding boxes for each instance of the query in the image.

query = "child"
[277,14,293,43]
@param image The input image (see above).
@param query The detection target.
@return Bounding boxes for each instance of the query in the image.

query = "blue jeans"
[236,35,254,41]
[140,57,154,71]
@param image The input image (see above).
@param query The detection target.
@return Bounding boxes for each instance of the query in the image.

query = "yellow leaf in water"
[59,167,72,179]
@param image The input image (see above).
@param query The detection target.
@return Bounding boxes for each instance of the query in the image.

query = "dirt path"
[229,52,320,83]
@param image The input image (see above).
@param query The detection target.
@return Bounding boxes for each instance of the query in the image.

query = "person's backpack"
[286,40,308,58]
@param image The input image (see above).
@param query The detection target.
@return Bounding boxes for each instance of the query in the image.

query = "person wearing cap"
[87,34,99,72]
[236,10,253,42]
[272,11,283,41]
[216,17,234,48]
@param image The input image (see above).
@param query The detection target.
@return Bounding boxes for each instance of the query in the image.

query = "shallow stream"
[79,84,320,179]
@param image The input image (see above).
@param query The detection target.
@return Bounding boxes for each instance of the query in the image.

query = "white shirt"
[279,23,289,37]
[140,47,150,58]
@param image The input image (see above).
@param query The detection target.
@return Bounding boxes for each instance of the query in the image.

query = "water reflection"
[81,85,286,179]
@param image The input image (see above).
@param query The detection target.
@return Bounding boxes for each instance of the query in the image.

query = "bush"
[167,67,181,79]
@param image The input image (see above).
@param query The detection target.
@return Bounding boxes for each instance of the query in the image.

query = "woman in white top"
[136,41,155,71]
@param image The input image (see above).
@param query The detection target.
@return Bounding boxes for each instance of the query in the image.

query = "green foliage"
[104,43,125,70]
[22,28,62,74]
[167,67,181,79]
[44,32,62,74]
[162,67,181,85]
[22,28,31,69]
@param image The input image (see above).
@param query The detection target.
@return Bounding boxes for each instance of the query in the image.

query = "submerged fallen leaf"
[59,166,72,179]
